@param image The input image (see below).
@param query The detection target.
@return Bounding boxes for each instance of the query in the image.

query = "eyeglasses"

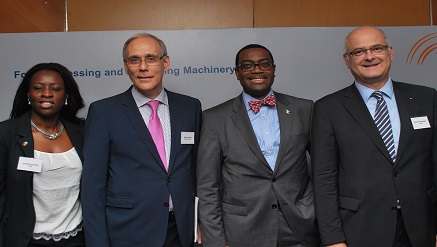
[124,54,167,66]
[344,45,389,58]
[236,61,275,71]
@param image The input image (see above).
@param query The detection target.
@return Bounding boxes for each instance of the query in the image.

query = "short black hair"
[235,44,274,67]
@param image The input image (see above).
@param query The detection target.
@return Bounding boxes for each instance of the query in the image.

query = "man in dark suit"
[196,44,320,247]
[81,33,201,247]
[312,26,437,247]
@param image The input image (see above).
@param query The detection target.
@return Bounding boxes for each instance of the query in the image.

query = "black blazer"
[312,81,437,247]
[0,111,84,247]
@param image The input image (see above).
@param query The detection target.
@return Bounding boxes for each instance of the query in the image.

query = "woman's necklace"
[30,120,64,140]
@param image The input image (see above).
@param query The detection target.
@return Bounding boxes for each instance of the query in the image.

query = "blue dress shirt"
[355,78,400,154]
[243,91,280,171]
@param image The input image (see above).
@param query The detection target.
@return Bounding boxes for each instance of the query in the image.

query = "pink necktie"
[147,100,168,171]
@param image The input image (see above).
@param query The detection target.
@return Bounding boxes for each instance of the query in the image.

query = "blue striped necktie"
[371,91,396,162]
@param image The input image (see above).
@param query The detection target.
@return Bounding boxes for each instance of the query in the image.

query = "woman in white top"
[0,63,86,247]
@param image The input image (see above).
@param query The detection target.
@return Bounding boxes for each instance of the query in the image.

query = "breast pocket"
[222,202,247,216]
[338,195,359,211]
[106,196,134,209]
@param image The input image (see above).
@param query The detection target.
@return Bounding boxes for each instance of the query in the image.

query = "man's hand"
[197,225,202,244]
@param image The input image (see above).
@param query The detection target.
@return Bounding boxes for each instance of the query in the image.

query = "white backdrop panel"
[0,27,435,120]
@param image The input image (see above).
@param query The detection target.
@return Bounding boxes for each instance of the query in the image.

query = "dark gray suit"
[197,92,320,247]
[312,81,437,246]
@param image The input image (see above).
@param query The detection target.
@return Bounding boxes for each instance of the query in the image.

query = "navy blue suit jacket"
[82,87,201,247]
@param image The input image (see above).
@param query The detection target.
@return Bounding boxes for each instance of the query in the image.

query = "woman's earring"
[28,98,31,105]
[65,98,68,105]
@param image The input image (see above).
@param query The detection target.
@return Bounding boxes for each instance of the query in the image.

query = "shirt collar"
[131,87,168,108]
[355,77,394,102]
[242,90,274,111]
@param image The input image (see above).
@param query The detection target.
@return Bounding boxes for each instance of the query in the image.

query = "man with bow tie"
[196,44,320,247]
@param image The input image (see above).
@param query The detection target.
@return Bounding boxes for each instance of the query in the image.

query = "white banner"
[0,27,436,120]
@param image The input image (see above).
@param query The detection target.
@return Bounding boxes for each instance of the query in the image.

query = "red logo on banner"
[406,32,437,65]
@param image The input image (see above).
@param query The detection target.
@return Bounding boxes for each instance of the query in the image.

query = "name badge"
[181,132,195,144]
[17,156,42,172]
[410,116,431,130]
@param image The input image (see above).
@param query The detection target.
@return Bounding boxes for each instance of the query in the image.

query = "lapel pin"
[285,109,291,115]
[22,141,28,146]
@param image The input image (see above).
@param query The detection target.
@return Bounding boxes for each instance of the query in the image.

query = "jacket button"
[272,204,278,209]
[167,177,172,182]
[164,202,169,207]
[393,172,398,177]
[272,177,276,182]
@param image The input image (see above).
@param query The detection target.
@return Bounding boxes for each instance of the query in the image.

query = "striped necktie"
[371,91,396,162]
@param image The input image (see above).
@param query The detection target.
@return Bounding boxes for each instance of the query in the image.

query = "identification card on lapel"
[410,116,431,130]
[17,156,42,172]
[181,132,195,144]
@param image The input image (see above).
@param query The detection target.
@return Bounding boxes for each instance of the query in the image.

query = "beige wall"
[254,0,431,27]
[0,0,435,33]
[434,0,437,25]
[0,0,64,33]
[67,0,253,31]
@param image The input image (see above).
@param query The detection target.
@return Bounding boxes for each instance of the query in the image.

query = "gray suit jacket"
[197,92,320,247]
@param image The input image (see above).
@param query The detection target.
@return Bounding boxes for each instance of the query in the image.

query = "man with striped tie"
[311,26,437,247]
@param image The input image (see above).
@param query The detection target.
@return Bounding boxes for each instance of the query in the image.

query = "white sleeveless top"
[32,147,83,241]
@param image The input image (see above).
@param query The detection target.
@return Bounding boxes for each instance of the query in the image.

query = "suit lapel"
[274,93,294,172]
[62,119,84,161]
[230,94,270,169]
[167,91,181,174]
[392,82,414,167]
[120,88,167,172]
[342,84,394,163]
[14,113,35,183]
[17,112,35,158]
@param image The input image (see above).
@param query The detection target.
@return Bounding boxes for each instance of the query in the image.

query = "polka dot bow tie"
[248,94,276,113]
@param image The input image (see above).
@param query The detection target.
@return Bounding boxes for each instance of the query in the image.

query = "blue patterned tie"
[371,91,396,162]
